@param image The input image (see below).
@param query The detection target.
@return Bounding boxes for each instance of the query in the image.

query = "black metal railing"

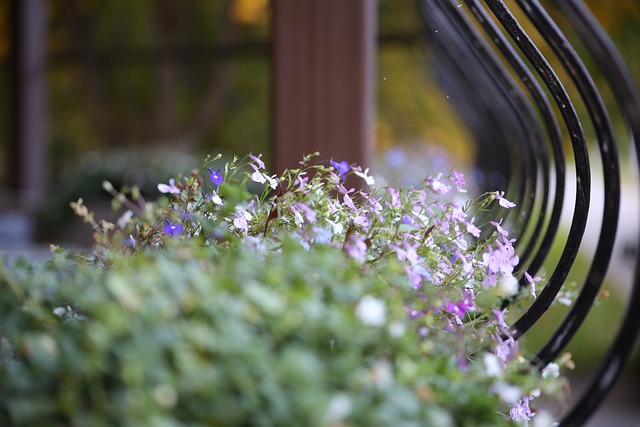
[418,0,640,425]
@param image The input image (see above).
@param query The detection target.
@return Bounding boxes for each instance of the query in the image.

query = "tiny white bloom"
[497,274,519,297]
[209,192,223,206]
[117,210,133,229]
[492,382,521,403]
[328,220,343,236]
[542,363,560,379]
[533,410,557,427]
[354,168,375,186]
[292,209,304,227]
[264,174,279,189]
[483,353,502,377]
[157,178,180,194]
[387,321,406,338]
[53,306,67,317]
[250,170,266,184]
[370,359,393,389]
[326,393,352,422]
[355,295,386,326]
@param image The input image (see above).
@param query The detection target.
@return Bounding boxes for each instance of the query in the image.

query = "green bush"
[0,154,568,426]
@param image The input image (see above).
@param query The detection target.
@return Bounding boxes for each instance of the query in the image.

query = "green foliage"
[0,154,568,426]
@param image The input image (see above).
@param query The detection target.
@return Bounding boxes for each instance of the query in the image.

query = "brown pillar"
[8,0,47,211]
[271,0,376,172]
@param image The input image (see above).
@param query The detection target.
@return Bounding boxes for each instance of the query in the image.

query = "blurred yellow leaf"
[231,0,268,25]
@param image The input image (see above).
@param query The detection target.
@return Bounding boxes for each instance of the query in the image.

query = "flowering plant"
[0,153,570,426]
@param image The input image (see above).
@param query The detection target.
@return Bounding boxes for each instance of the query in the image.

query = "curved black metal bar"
[547,1,640,425]
[436,0,542,242]
[419,3,514,194]
[482,0,591,340]
[513,0,620,366]
[465,0,564,280]
[419,0,531,208]
[418,0,639,425]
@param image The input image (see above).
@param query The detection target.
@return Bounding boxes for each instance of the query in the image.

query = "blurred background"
[0,0,639,424]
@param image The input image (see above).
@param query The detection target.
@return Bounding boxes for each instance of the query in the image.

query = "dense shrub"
[0,154,568,426]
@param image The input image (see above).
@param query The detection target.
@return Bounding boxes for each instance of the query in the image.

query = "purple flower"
[444,289,476,324]
[343,194,357,211]
[124,234,136,247]
[208,168,224,186]
[385,187,401,209]
[249,153,265,170]
[426,173,451,195]
[494,191,516,209]
[157,178,180,194]
[491,218,509,237]
[494,333,518,364]
[481,236,519,277]
[181,211,196,227]
[401,215,414,225]
[296,175,309,192]
[312,226,333,245]
[295,202,317,223]
[492,308,510,333]
[510,394,535,422]
[163,219,184,237]
[345,235,367,262]
[233,208,253,232]
[330,159,350,180]
[449,169,467,193]
[525,271,542,297]
[466,218,481,238]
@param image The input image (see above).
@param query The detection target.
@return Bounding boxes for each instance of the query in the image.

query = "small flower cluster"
[85,152,570,425]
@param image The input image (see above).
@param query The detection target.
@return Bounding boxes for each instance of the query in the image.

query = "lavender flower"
[449,169,466,193]
[494,191,516,209]
[510,394,535,423]
[157,178,180,194]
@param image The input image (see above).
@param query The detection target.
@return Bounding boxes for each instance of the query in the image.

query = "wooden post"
[271,0,376,173]
[8,0,47,211]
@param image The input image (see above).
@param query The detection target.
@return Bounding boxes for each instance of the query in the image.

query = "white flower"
[370,359,393,389]
[492,382,522,403]
[542,363,560,379]
[494,191,516,209]
[355,295,386,326]
[53,306,67,317]
[292,207,304,227]
[264,174,279,189]
[250,170,267,184]
[328,220,343,236]
[354,167,375,186]
[483,353,502,377]
[117,210,133,229]
[387,321,406,338]
[497,274,519,296]
[533,410,557,427]
[326,393,352,422]
[208,192,223,206]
